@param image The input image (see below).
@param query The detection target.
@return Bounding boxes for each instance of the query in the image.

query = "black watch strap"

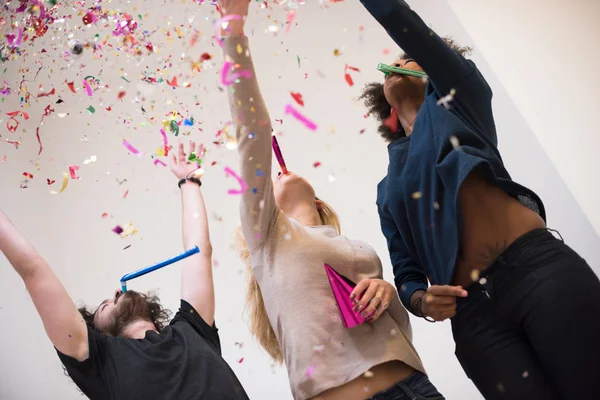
[178,177,202,188]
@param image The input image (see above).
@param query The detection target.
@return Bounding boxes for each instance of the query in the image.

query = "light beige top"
[223,36,425,400]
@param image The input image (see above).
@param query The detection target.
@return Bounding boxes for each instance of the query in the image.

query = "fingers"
[369,290,392,322]
[431,309,456,322]
[354,282,379,316]
[177,142,186,164]
[424,293,456,306]
[350,279,370,302]
[428,285,468,298]
[170,151,178,169]
[188,140,196,161]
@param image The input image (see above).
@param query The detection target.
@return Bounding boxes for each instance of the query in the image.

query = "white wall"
[447,0,600,236]
[0,1,597,399]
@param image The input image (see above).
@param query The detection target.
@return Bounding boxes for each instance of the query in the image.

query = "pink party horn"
[272,136,288,174]
[324,264,366,328]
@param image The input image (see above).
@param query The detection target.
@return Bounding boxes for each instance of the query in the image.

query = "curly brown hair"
[78,291,171,333]
[359,37,473,142]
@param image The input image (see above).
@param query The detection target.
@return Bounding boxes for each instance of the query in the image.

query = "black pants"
[451,228,600,400]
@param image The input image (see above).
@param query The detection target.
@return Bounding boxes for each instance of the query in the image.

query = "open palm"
[170,141,204,180]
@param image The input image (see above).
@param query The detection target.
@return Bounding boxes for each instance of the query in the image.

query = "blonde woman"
[218,1,442,399]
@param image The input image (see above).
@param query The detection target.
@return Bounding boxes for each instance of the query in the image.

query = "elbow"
[201,244,213,259]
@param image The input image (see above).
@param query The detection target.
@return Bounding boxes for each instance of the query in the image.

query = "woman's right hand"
[417,285,468,321]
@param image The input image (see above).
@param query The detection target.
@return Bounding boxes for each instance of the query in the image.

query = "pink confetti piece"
[7,28,23,48]
[305,363,316,378]
[113,226,124,235]
[285,11,296,33]
[82,80,93,96]
[122,139,142,156]
[69,166,81,180]
[213,15,243,47]
[224,166,248,195]
[284,104,318,131]
[154,159,166,167]
[221,61,253,86]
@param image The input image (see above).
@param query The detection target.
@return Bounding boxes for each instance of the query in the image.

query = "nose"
[113,289,122,303]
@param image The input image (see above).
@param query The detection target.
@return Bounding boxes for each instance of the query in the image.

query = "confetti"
[285,11,296,33]
[6,111,29,133]
[86,106,95,115]
[284,104,317,131]
[50,173,69,194]
[363,370,374,378]
[224,166,248,195]
[221,61,252,86]
[82,80,93,97]
[67,82,76,93]
[36,128,43,156]
[305,363,316,378]
[411,191,422,199]
[154,159,167,167]
[47,179,55,185]
[23,172,33,179]
[69,166,81,180]
[238,357,244,364]
[37,88,55,98]
[313,162,321,168]
[437,88,456,109]
[470,269,480,282]
[118,91,126,100]
[449,135,460,148]
[290,92,304,107]
[214,15,243,47]
[113,226,124,235]
[123,140,142,156]
[344,65,360,87]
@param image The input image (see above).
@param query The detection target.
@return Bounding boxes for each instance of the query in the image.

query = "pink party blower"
[272,136,288,174]
[324,264,366,328]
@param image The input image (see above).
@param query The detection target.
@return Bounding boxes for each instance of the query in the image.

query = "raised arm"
[360,0,475,95]
[0,209,89,361]
[220,0,278,252]
[170,142,215,326]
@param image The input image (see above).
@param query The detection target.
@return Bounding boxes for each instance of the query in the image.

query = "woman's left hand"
[350,278,394,322]
[170,141,204,180]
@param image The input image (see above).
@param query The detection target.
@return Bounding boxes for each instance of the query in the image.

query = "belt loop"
[547,228,564,242]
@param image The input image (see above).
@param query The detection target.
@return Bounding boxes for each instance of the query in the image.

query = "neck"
[121,320,157,339]
[395,99,422,136]
[286,203,321,227]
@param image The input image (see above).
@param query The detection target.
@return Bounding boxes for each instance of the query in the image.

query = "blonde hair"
[234,199,340,363]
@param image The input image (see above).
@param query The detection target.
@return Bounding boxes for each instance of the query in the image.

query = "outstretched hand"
[419,285,468,321]
[170,141,204,180]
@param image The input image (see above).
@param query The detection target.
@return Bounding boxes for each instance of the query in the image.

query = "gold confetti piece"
[50,173,69,194]
[236,43,243,54]
[411,191,422,199]
[119,223,138,238]
[363,370,374,378]
[470,269,480,282]
[333,49,341,56]
[433,201,440,210]
[449,135,460,148]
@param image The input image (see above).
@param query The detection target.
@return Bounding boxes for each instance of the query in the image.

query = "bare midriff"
[453,170,546,287]
[310,361,416,400]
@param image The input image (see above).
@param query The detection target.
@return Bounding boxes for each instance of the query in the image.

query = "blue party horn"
[120,246,200,292]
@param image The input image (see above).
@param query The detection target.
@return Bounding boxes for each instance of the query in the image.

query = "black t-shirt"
[57,300,249,400]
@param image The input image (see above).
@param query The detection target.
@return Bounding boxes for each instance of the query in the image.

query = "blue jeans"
[369,372,444,400]
[452,228,600,400]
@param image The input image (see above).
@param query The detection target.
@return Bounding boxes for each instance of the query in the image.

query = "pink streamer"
[154,159,167,167]
[160,128,168,147]
[123,139,141,156]
[82,80,93,96]
[213,15,243,47]
[224,166,247,195]
[284,104,318,131]
[221,61,252,86]
[31,0,47,19]
[285,11,296,33]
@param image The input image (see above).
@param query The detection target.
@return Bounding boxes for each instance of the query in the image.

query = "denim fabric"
[369,372,444,400]
[452,229,600,400]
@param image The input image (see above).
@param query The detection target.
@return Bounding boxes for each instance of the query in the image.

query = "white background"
[1,1,598,399]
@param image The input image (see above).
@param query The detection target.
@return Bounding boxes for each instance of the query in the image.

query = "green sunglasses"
[377,63,428,79]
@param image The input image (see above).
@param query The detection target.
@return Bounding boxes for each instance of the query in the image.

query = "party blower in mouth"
[272,136,288,175]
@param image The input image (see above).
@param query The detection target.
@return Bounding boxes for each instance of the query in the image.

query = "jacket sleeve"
[378,205,428,315]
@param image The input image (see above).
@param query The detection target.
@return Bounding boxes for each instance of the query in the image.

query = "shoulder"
[170,300,221,351]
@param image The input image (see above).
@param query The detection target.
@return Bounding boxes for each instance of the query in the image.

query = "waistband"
[478,228,562,282]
